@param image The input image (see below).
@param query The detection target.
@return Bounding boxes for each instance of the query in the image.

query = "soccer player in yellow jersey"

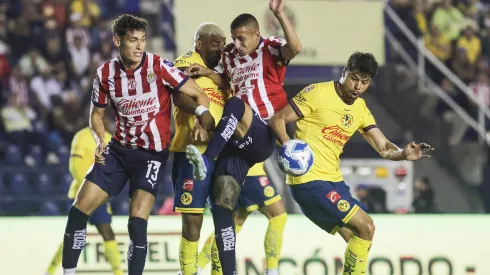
[197,162,287,275]
[170,23,228,275]
[269,52,434,275]
[45,127,122,275]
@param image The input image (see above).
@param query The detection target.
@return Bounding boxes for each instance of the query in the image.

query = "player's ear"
[113,35,121,47]
[195,40,202,51]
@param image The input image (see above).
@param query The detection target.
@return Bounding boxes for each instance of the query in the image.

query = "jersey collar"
[118,52,147,74]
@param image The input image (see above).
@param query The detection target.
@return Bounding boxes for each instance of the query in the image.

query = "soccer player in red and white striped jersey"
[184,1,302,274]
[60,14,214,275]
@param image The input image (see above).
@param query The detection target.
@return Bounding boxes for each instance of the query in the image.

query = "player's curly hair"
[346,52,378,78]
[111,14,148,37]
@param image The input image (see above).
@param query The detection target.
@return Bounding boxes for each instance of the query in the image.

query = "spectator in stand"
[66,12,91,50]
[457,21,481,65]
[425,24,452,83]
[18,48,49,80]
[30,66,63,119]
[8,65,28,107]
[452,47,476,84]
[70,0,100,28]
[414,0,428,34]
[69,34,90,80]
[0,93,59,167]
[355,184,387,214]
[42,0,67,31]
[42,35,73,78]
[457,0,479,21]
[412,177,437,213]
[432,0,466,41]
[50,91,85,144]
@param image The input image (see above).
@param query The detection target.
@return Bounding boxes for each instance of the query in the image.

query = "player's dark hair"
[230,13,259,30]
[111,14,148,37]
[345,52,378,78]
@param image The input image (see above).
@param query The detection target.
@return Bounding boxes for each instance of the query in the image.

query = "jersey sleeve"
[358,101,377,133]
[91,67,108,108]
[160,58,189,91]
[266,36,288,63]
[288,84,318,118]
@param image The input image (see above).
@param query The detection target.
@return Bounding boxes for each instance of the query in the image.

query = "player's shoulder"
[300,82,331,95]
[95,57,118,76]
[223,43,235,54]
[175,51,203,69]
[146,52,175,69]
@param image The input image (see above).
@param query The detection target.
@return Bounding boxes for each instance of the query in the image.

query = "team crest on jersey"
[337,200,350,212]
[147,70,156,83]
[302,84,314,93]
[263,186,275,198]
[181,192,193,205]
[340,114,353,128]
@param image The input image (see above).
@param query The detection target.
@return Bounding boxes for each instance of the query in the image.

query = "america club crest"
[340,114,353,128]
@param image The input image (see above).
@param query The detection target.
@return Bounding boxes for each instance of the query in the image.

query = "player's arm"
[269,104,300,144]
[184,64,230,90]
[270,0,303,60]
[90,69,108,147]
[362,128,434,161]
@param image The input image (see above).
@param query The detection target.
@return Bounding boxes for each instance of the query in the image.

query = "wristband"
[195,105,208,116]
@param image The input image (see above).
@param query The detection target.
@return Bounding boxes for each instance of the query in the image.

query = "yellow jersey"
[68,127,112,199]
[287,81,376,184]
[170,51,229,154]
[247,162,266,177]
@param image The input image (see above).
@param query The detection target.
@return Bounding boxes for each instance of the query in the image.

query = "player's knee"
[213,175,241,210]
[358,215,375,240]
[182,214,204,242]
[74,180,108,215]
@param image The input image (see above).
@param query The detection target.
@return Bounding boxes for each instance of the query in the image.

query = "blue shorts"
[289,180,367,234]
[85,141,169,198]
[69,200,112,226]
[172,152,216,214]
[213,112,276,185]
[238,176,281,212]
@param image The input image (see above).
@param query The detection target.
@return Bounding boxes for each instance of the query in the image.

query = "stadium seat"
[5,145,22,165]
[36,172,55,196]
[8,173,34,196]
[57,145,70,164]
[40,201,60,216]
[0,173,5,196]
[29,145,44,166]
[59,173,72,195]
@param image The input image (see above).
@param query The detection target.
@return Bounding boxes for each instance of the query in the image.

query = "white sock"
[63,268,76,275]
[265,269,279,275]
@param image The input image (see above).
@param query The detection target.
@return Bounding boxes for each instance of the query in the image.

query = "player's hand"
[198,111,215,131]
[402,142,434,161]
[185,63,212,77]
[269,0,285,16]
[191,121,209,143]
[95,141,108,165]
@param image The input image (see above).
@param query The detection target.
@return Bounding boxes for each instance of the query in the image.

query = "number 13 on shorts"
[146,160,161,189]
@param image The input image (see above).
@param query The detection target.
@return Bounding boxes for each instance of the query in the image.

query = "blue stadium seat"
[40,201,60,216]
[8,173,33,196]
[0,173,5,196]
[5,145,22,165]
[36,172,55,196]
[30,145,44,166]
[60,173,72,195]
[57,145,70,164]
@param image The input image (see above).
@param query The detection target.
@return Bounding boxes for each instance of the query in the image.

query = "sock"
[46,242,63,275]
[265,213,287,271]
[62,206,89,270]
[203,97,245,160]
[197,233,214,269]
[63,268,76,275]
[104,240,123,275]
[343,235,372,275]
[210,238,223,275]
[179,237,199,275]
[127,217,148,275]
[265,269,279,275]
[212,205,237,275]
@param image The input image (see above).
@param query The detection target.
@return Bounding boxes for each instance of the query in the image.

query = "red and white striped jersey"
[92,52,189,152]
[222,37,289,120]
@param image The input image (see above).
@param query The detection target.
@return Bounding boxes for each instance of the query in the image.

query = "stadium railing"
[385,4,490,146]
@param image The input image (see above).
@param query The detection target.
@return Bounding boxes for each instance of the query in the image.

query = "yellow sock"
[103,240,123,275]
[180,237,199,275]
[265,213,287,270]
[197,233,214,269]
[343,235,372,275]
[46,242,63,275]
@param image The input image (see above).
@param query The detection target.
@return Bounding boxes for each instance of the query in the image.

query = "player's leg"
[186,97,253,180]
[62,180,109,274]
[241,176,287,275]
[342,208,374,275]
[338,227,354,243]
[92,203,123,275]
[127,150,169,275]
[173,152,216,275]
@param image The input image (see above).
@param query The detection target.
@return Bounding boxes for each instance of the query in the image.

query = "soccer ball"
[277,139,314,176]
